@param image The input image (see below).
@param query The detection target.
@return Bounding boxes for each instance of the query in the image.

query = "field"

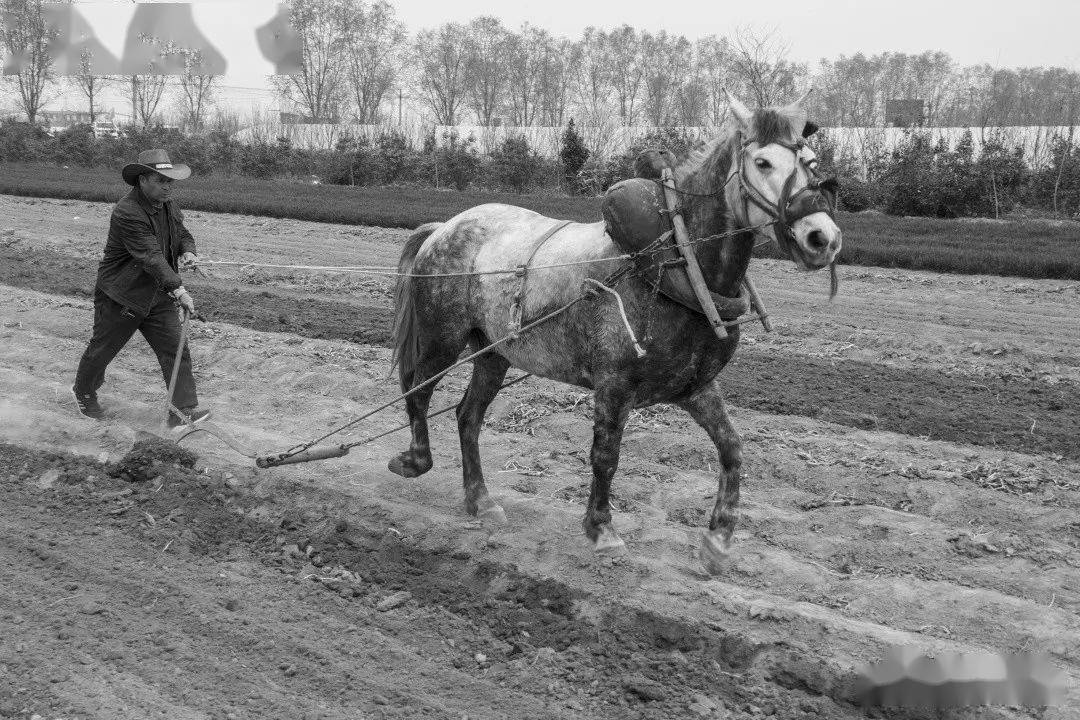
[1,195,1079,719]
[1,162,1079,279]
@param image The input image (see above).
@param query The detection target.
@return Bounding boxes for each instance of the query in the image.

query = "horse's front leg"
[678,378,743,570]
[584,382,634,552]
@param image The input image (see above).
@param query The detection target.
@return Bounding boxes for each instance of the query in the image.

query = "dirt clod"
[375,590,412,611]
[109,432,199,482]
[624,675,667,702]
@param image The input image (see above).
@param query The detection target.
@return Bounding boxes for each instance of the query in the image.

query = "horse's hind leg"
[456,350,510,523]
[583,382,633,553]
[388,334,463,478]
[678,378,743,571]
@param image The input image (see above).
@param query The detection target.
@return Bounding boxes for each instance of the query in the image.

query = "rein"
[729,132,839,246]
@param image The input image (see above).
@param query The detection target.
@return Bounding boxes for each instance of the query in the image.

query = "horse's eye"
[754,158,772,170]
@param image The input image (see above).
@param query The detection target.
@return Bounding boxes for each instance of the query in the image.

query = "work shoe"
[167,407,211,429]
[72,387,105,419]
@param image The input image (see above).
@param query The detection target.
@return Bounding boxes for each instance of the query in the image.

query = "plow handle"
[256,445,350,468]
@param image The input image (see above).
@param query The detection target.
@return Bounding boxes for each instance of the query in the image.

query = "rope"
[270,246,645,462]
[346,373,533,448]
[286,295,589,457]
[582,279,645,358]
[192,217,775,464]
[198,254,635,278]
[191,223,773,280]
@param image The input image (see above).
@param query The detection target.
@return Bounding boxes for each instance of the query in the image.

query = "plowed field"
[1,195,1077,720]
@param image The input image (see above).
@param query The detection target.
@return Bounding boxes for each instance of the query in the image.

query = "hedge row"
[2,161,1078,280]
[7,119,1080,219]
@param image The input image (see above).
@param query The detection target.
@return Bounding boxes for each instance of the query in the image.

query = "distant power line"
[215,84,277,93]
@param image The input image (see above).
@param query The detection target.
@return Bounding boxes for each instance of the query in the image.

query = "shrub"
[326,134,380,185]
[1027,135,1080,217]
[559,119,590,193]
[881,131,936,216]
[578,125,702,195]
[375,131,412,184]
[236,138,292,179]
[490,135,543,193]
[432,130,480,191]
[0,119,49,162]
[838,177,872,212]
[48,124,98,166]
[975,135,1027,217]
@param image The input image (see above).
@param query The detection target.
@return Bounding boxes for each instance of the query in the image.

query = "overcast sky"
[142,0,1080,85]
[386,0,1080,70]
[37,0,1080,117]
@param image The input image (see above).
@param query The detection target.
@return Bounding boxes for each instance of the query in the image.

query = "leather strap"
[508,219,573,335]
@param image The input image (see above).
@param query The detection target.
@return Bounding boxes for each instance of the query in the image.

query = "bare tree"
[463,16,508,126]
[271,0,352,122]
[345,0,404,124]
[413,23,469,125]
[694,35,733,125]
[536,36,575,126]
[728,26,800,106]
[603,25,645,124]
[571,28,613,125]
[640,30,690,126]
[1,0,56,123]
[74,48,109,124]
[505,23,548,126]
[122,73,169,128]
[177,50,215,131]
[675,65,710,126]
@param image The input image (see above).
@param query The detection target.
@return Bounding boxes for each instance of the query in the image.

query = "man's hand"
[178,252,200,271]
[169,286,196,316]
[176,291,195,316]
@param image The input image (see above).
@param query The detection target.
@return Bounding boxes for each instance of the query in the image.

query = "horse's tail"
[390,222,442,389]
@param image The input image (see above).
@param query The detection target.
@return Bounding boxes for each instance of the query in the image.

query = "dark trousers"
[75,289,198,410]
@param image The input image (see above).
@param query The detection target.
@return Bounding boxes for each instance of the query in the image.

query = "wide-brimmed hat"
[121,148,191,186]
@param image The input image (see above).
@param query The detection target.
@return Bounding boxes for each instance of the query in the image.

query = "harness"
[730,132,839,249]
[507,219,573,337]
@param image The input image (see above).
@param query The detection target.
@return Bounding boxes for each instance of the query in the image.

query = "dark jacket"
[96,186,197,316]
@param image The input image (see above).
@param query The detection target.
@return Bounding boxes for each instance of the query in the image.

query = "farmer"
[72,148,211,428]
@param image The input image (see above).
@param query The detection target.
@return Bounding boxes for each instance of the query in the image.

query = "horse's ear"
[723,88,753,129]
[802,120,819,138]
[786,87,814,111]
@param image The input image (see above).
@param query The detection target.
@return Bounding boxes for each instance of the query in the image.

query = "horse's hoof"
[699,531,734,575]
[476,496,508,525]
[593,524,627,555]
[387,452,431,478]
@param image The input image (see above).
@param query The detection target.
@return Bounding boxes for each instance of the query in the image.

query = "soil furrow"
[0,440,870,720]
[1,245,1076,460]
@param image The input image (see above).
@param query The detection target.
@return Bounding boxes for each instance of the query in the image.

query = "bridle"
[728,132,839,250]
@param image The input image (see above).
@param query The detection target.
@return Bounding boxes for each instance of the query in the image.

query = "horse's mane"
[673,106,804,193]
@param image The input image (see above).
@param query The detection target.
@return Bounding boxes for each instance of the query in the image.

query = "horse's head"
[723,89,842,272]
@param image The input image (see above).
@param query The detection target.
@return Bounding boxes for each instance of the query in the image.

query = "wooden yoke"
[659,168,728,340]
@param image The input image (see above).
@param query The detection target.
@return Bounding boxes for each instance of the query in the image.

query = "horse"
[387,90,842,566]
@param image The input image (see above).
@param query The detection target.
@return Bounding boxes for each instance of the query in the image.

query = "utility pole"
[398,89,402,127]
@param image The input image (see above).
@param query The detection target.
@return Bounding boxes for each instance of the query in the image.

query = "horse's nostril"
[805,230,828,251]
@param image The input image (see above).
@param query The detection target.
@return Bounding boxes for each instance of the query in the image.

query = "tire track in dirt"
[3,245,1077,460]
